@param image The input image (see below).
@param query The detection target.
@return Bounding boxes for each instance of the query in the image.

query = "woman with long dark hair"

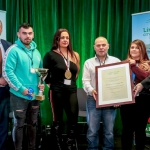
[43,28,80,150]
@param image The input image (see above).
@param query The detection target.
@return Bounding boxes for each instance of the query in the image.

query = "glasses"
[59,36,69,40]
[95,44,107,48]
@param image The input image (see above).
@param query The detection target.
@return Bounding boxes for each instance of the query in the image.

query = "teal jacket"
[2,38,42,100]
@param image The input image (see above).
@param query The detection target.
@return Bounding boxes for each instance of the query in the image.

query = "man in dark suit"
[0,20,12,150]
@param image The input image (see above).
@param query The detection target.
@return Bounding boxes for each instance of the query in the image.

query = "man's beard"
[22,39,32,46]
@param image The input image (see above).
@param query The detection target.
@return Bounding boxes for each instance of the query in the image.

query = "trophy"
[35,68,49,101]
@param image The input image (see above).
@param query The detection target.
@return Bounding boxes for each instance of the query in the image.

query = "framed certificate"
[95,61,135,108]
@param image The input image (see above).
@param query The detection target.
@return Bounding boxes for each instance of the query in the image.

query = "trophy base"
[36,95,45,101]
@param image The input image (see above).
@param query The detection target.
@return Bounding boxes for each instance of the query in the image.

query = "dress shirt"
[82,54,121,95]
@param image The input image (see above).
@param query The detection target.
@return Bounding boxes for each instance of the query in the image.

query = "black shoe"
[66,138,77,150]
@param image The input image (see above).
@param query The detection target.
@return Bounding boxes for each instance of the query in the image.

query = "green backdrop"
[0,0,150,135]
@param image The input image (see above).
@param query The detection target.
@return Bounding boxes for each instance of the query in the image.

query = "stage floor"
[6,134,150,150]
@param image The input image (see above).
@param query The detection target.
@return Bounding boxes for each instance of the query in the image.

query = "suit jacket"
[141,76,150,90]
[1,39,12,51]
[0,39,12,75]
[0,39,12,98]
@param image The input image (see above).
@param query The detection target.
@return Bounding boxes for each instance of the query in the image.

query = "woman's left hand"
[38,84,45,92]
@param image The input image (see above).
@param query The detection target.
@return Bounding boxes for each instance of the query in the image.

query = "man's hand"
[0,77,7,86]
[133,83,143,97]
[38,84,45,92]
[22,89,28,95]
[92,89,97,101]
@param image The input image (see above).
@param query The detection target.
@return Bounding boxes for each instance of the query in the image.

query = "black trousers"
[0,87,10,150]
[120,94,150,150]
[50,90,78,125]
[10,93,40,150]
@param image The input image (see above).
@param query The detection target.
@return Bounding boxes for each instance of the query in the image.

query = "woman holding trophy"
[43,28,80,150]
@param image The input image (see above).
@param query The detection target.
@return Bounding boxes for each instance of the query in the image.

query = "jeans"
[86,96,116,150]
[10,93,40,150]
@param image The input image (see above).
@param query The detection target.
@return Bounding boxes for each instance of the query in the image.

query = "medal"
[65,70,72,79]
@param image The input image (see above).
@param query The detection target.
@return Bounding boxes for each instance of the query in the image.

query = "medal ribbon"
[58,49,70,70]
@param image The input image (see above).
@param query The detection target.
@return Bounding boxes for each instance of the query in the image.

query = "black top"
[0,39,12,96]
[43,51,78,92]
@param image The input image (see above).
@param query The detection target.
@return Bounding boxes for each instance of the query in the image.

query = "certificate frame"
[95,61,135,108]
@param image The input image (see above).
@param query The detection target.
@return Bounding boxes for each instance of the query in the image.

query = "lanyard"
[58,49,70,70]
[97,55,107,66]
[25,51,33,66]
[22,48,33,66]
